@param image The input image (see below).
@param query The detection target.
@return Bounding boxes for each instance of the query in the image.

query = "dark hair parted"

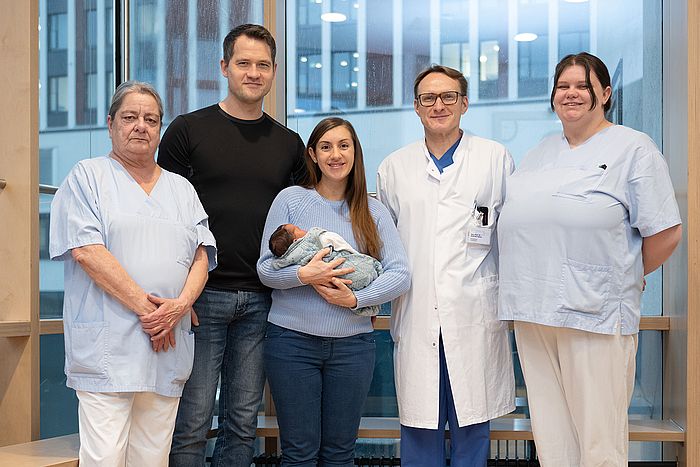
[269,224,294,257]
[550,52,612,113]
[223,23,276,64]
[413,64,468,98]
[301,117,383,260]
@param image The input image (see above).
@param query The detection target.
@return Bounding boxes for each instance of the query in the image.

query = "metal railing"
[40,184,58,195]
[0,180,57,194]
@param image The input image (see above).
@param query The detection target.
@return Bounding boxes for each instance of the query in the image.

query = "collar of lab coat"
[421,131,467,181]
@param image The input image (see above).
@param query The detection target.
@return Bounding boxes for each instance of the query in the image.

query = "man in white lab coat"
[377,65,515,467]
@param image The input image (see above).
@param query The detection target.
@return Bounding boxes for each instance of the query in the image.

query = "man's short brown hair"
[413,64,468,98]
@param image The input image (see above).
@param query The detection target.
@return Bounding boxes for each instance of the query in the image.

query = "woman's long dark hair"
[302,117,382,259]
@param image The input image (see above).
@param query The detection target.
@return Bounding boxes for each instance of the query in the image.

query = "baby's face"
[284,224,307,240]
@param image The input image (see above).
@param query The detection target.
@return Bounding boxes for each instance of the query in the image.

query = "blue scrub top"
[429,135,461,174]
[498,125,681,335]
[50,157,217,396]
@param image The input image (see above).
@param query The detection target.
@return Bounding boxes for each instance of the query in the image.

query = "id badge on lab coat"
[467,226,492,245]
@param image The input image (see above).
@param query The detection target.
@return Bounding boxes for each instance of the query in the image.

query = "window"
[32,2,670,461]
[478,0,508,99]
[39,148,55,186]
[86,8,97,48]
[39,213,50,260]
[48,13,67,50]
[287,2,665,459]
[517,0,549,97]
[48,76,67,113]
[366,1,393,107]
[440,0,470,84]
[86,73,97,111]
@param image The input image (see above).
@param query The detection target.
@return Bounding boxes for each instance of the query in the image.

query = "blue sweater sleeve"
[352,200,411,309]
[257,188,305,290]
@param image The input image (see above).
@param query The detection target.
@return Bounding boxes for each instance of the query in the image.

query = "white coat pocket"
[68,322,109,378]
[557,259,611,317]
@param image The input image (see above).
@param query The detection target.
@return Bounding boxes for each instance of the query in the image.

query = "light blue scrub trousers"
[400,335,490,467]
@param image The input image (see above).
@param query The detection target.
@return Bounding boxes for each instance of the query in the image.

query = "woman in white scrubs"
[498,53,682,467]
[49,81,217,467]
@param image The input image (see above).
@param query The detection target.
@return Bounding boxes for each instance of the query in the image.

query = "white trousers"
[514,321,638,467]
[76,390,180,467]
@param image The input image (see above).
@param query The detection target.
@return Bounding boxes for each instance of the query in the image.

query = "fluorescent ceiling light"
[321,12,347,22]
[514,32,538,42]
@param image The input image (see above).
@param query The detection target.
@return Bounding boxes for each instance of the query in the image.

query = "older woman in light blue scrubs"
[498,53,682,467]
[49,81,216,467]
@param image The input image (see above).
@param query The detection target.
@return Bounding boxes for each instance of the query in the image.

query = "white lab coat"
[377,133,516,428]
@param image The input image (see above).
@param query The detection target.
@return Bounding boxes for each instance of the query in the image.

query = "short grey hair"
[108,80,164,123]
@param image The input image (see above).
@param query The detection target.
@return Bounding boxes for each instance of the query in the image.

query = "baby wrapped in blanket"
[269,224,383,316]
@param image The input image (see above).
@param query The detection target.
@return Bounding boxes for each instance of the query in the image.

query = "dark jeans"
[264,323,376,467]
[169,287,271,467]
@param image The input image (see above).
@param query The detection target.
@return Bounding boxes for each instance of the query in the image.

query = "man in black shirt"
[159,24,306,467]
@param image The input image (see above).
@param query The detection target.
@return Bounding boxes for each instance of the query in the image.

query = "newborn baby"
[269,224,383,316]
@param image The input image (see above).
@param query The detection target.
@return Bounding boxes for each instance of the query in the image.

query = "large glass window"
[34,1,669,461]
[287,0,665,460]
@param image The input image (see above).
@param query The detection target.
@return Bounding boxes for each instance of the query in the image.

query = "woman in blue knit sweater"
[257,117,411,466]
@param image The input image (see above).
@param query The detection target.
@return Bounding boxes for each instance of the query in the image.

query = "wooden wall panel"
[685,0,700,464]
[0,0,40,445]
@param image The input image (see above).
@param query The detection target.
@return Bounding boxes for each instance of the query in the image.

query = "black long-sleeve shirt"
[158,104,306,291]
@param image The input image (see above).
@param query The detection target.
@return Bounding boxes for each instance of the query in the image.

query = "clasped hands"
[297,248,358,309]
[138,295,199,353]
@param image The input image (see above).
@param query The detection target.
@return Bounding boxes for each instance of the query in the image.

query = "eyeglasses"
[416,91,465,107]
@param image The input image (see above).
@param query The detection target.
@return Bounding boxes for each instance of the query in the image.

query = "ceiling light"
[321,12,347,22]
[479,55,487,63]
[300,56,308,62]
[314,63,322,69]
[514,32,538,42]
[340,60,348,67]
[493,44,500,52]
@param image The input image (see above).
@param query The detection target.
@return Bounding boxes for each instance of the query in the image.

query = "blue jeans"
[264,323,376,467]
[169,287,271,467]
[400,336,490,467]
